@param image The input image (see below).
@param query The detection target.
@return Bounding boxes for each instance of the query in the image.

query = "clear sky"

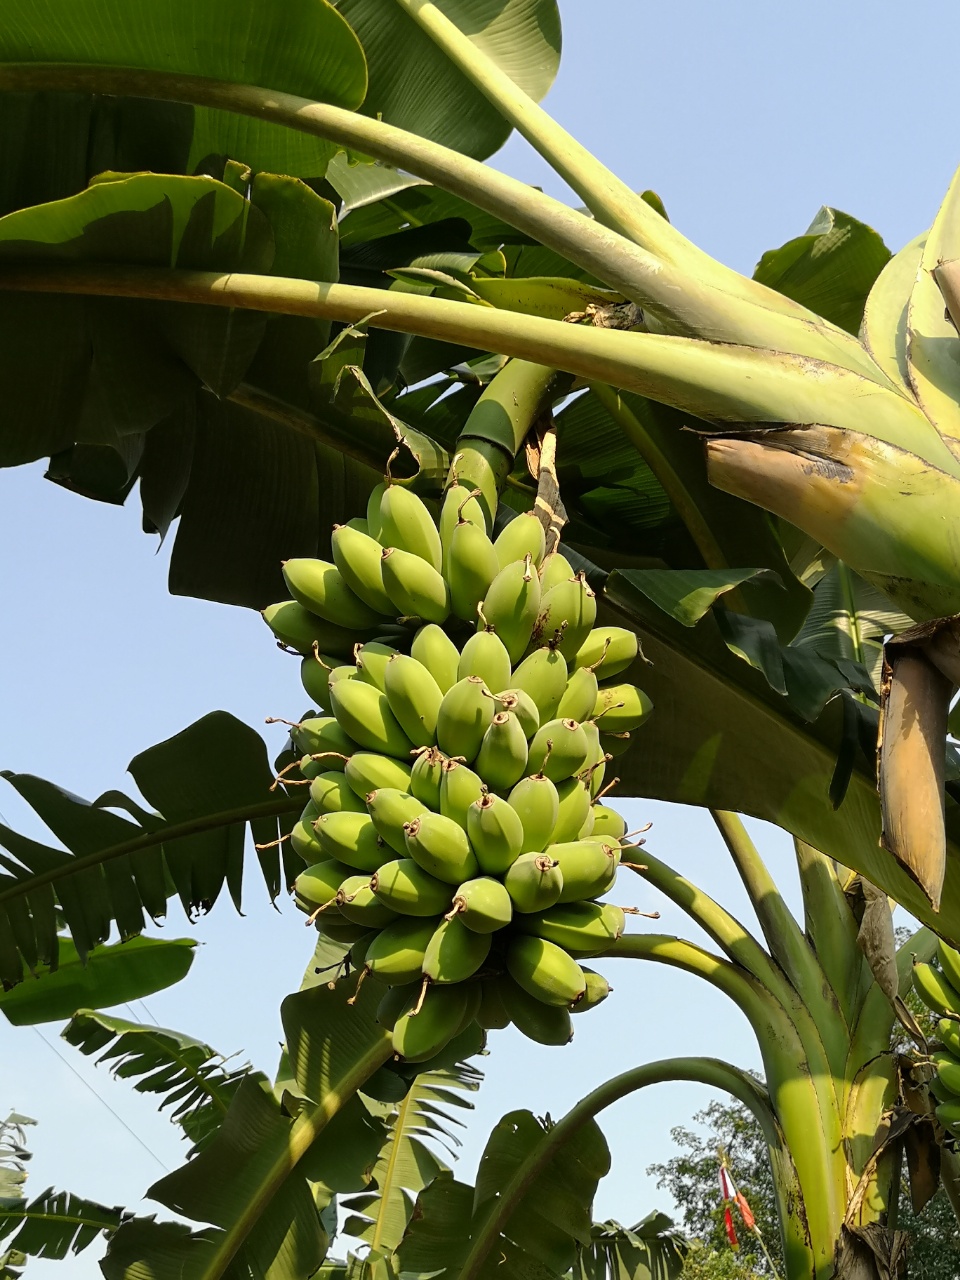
[2,1,958,1274]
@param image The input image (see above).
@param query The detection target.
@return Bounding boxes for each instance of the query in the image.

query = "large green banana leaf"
[575,1215,687,1280]
[0,712,301,989]
[0,936,194,1025]
[100,975,392,1280]
[332,0,560,160]
[0,1187,129,1269]
[602,570,960,941]
[63,1010,252,1155]
[0,0,367,176]
[397,1108,610,1280]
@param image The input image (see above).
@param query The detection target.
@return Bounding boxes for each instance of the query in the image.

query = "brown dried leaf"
[904,1119,941,1214]
[878,645,951,910]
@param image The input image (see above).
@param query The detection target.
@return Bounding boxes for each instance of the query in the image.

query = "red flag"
[724,1204,739,1249]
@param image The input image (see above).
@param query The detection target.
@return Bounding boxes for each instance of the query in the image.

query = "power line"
[29,1026,169,1173]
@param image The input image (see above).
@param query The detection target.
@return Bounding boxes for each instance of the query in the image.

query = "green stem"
[794,839,866,1026]
[451,360,560,520]
[0,63,896,377]
[0,795,302,907]
[203,1037,393,1279]
[0,265,936,462]
[941,1148,960,1226]
[711,811,843,1036]
[390,0,816,327]
[453,1056,814,1280]
[588,381,729,568]
[609,933,846,1263]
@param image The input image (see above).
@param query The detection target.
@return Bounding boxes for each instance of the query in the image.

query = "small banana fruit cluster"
[263,478,653,1065]
[913,942,960,1138]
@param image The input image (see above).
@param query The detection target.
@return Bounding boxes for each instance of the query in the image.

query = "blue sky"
[2,1,958,1273]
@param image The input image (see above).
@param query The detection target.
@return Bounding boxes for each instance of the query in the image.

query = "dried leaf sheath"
[878,647,951,910]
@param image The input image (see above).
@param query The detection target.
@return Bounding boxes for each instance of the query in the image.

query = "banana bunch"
[913,941,960,1139]
[264,478,653,1066]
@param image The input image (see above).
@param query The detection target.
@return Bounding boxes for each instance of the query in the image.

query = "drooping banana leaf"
[100,973,392,1280]
[0,712,301,989]
[63,1010,252,1155]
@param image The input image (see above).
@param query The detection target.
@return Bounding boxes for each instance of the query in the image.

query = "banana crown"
[266,473,656,1066]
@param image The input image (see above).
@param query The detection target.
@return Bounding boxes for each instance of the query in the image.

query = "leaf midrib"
[0,796,302,906]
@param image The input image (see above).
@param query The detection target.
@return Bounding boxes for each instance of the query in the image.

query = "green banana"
[504,852,564,913]
[410,746,446,809]
[404,812,480,884]
[366,481,387,540]
[938,940,960,995]
[315,811,387,873]
[291,717,356,766]
[345,751,413,799]
[557,666,599,725]
[447,518,500,622]
[411,624,460,694]
[511,646,568,722]
[371,858,455,917]
[331,524,397,616]
[436,676,494,763]
[354,641,398,692]
[494,510,546,569]
[290,812,325,863]
[309,771,366,814]
[337,874,400,928]
[383,653,443,748]
[519,901,625,954]
[534,573,597,659]
[296,756,331,781]
[508,772,560,853]
[376,982,419,1030]
[572,968,612,1011]
[936,1100,960,1136]
[475,711,529,791]
[381,547,450,624]
[262,600,360,658]
[294,859,352,912]
[500,976,573,1044]
[440,759,487,829]
[458,630,512,693]
[392,983,471,1062]
[479,554,541,663]
[282,558,383,631]
[933,1049,960,1097]
[581,721,608,798]
[379,484,443,571]
[593,683,654,733]
[366,788,428,855]
[527,719,590,782]
[477,978,511,1029]
[506,936,586,1007]
[574,626,639,680]
[939,1018,960,1057]
[440,484,487,554]
[494,689,539,737]
[349,931,377,973]
[539,552,575,592]
[422,916,492,983]
[549,839,620,903]
[591,803,627,841]
[329,679,412,758]
[364,916,441,985]
[467,793,525,874]
[550,777,594,844]
[300,653,343,712]
[447,876,513,933]
[914,961,960,1016]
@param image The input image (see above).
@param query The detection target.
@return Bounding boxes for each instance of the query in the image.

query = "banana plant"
[0,0,957,923]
